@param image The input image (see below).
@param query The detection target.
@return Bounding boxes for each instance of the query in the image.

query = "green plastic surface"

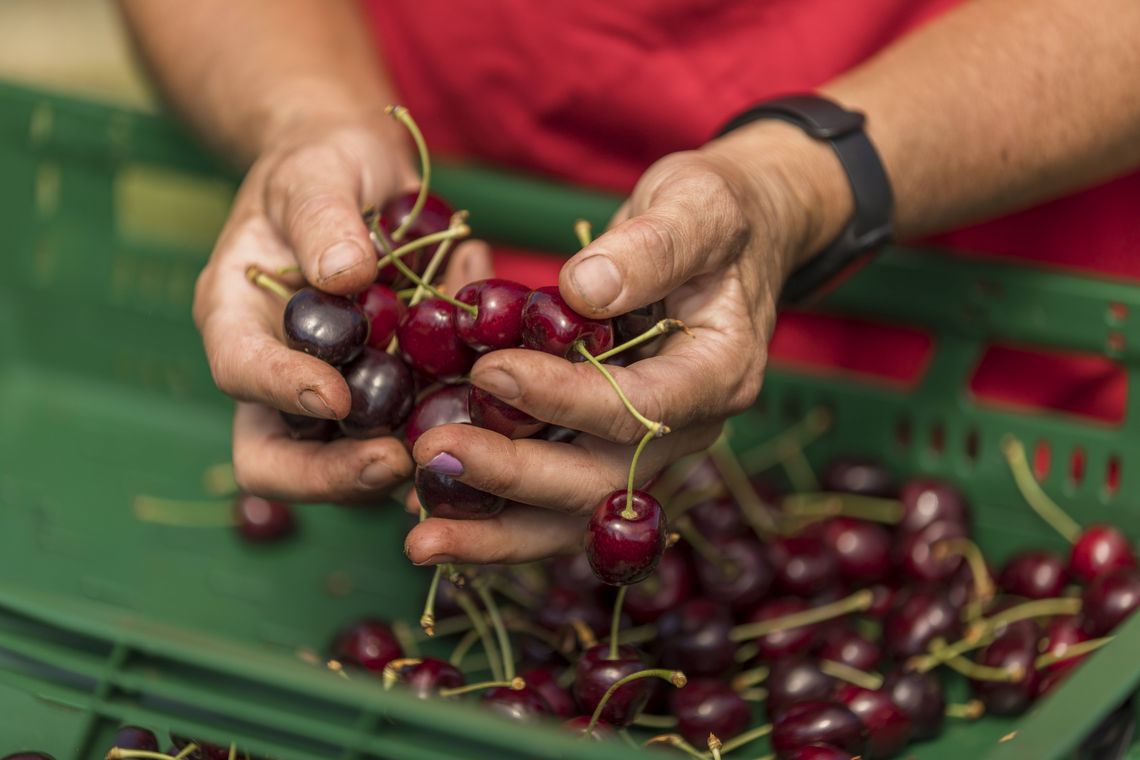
[0,79,1138,759]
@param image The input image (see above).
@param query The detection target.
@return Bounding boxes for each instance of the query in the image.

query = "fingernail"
[298,389,336,419]
[417,554,458,566]
[318,241,366,282]
[359,460,395,488]
[425,452,464,477]
[475,368,521,400]
[570,255,622,310]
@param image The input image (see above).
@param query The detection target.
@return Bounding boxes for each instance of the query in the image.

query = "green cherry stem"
[674,515,737,576]
[455,589,504,682]
[409,210,469,307]
[610,585,629,660]
[388,235,478,316]
[720,723,774,754]
[935,538,996,614]
[375,225,471,273]
[946,700,986,720]
[1001,435,1082,543]
[709,734,723,760]
[593,319,693,363]
[228,745,237,760]
[420,565,443,636]
[475,581,516,681]
[729,589,874,643]
[626,428,657,516]
[587,669,687,733]
[131,495,235,527]
[739,407,832,473]
[575,342,669,437]
[245,264,294,300]
[174,745,199,760]
[632,713,679,729]
[438,676,526,699]
[106,751,180,760]
[819,659,884,690]
[202,462,237,497]
[642,734,707,760]
[386,105,432,242]
[1035,636,1114,670]
[574,218,593,248]
[708,433,779,538]
[780,492,904,525]
[782,444,819,493]
[944,654,1025,683]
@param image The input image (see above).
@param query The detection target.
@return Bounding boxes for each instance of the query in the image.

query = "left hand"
[403,121,849,565]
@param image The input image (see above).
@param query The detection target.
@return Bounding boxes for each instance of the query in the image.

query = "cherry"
[415,466,506,520]
[813,517,891,585]
[692,535,775,610]
[671,679,751,745]
[984,597,1042,644]
[280,410,339,441]
[357,283,405,349]
[397,298,477,382]
[834,685,913,759]
[233,494,295,542]
[468,385,544,439]
[1036,667,1071,698]
[744,598,822,660]
[561,715,617,741]
[970,632,1041,715]
[897,478,970,535]
[783,747,851,760]
[534,424,578,444]
[405,657,464,699]
[374,192,454,282]
[893,520,967,583]
[455,278,530,351]
[765,657,837,719]
[821,456,895,498]
[572,644,651,726]
[624,546,695,624]
[405,384,471,448]
[866,583,899,619]
[656,599,735,678]
[1040,615,1091,672]
[882,668,944,741]
[688,495,748,540]
[767,536,840,597]
[1069,524,1136,584]
[998,551,1069,600]
[535,586,610,639]
[520,286,613,358]
[612,299,665,346]
[883,589,962,661]
[480,685,551,723]
[522,667,576,718]
[819,627,882,672]
[1081,568,1140,636]
[585,490,667,586]
[330,618,402,672]
[549,553,606,598]
[770,700,868,758]
[338,348,415,438]
[110,726,159,751]
[1,755,56,760]
[170,737,231,760]
[283,287,369,366]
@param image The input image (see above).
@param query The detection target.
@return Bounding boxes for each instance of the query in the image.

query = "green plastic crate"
[1,79,1139,759]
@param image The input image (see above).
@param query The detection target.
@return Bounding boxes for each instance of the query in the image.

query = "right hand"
[194,118,491,503]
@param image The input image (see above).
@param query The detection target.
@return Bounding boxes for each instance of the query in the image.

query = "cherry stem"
[642,734,706,760]
[386,105,432,242]
[174,746,198,760]
[820,659,884,690]
[228,745,237,760]
[502,617,576,661]
[666,483,727,522]
[375,225,472,273]
[594,319,693,363]
[674,515,737,576]
[935,537,996,608]
[381,657,423,689]
[780,492,903,525]
[1001,435,1082,543]
[390,619,421,658]
[945,653,1025,683]
[709,734,723,760]
[586,669,686,733]
[388,236,478,316]
[454,590,504,682]
[202,462,236,497]
[1035,635,1114,670]
[731,665,770,691]
[782,444,820,494]
[735,643,760,663]
[245,265,294,300]
[571,618,598,649]
[107,752,181,760]
[420,565,443,636]
[708,433,779,538]
[438,676,526,699]
[575,343,670,437]
[396,287,418,300]
[131,495,234,527]
[474,582,515,681]
[599,621,658,648]
[739,407,832,473]
[739,687,768,702]
[610,585,629,660]
[625,428,657,517]
[633,713,679,729]
[729,589,874,642]
[410,210,470,307]
[720,723,774,754]
[946,700,986,720]
[654,452,720,505]
[574,218,594,248]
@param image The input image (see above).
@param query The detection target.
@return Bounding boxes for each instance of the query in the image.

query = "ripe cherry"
[535,586,611,639]
[415,466,506,520]
[111,726,159,751]
[767,536,840,597]
[1040,616,1091,672]
[572,644,651,726]
[865,583,899,619]
[521,286,613,358]
[170,737,231,760]
[883,589,962,661]
[480,685,551,723]
[404,384,471,448]
[283,287,369,366]
[330,618,402,672]
[744,598,821,660]
[812,517,891,585]
[522,667,576,718]
[405,657,464,699]
[970,632,1041,715]
[819,627,881,672]
[338,348,415,438]
[656,599,735,678]
[765,657,837,719]
[985,597,1042,644]
[1081,568,1140,636]
[624,545,695,624]
[374,192,454,282]
[1,755,56,760]
[397,298,476,382]
[783,747,851,760]
[998,550,1068,600]
[357,283,404,349]
[233,494,295,543]
[688,495,748,540]
[279,410,339,441]
[882,668,944,741]
[468,385,544,439]
[612,300,665,346]
[585,490,667,585]
[897,478,970,535]
[549,553,606,598]
[821,456,895,497]
[671,679,751,745]
[893,520,967,582]
[455,278,530,351]
[693,535,775,610]
[834,685,913,759]
[561,715,616,741]
[1069,524,1136,584]
[770,700,868,758]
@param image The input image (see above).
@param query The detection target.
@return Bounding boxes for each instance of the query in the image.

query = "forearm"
[119,0,405,166]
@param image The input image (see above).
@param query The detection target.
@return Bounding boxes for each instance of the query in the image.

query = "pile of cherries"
[4,725,267,760]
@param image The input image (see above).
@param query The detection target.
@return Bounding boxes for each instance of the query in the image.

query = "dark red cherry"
[688,496,748,540]
[821,456,894,498]
[883,589,962,661]
[170,737,231,760]
[744,598,822,660]
[279,410,339,441]
[1,755,56,760]
[770,700,868,758]
[1036,667,1071,698]
[283,287,369,366]
[866,583,899,619]
[522,667,576,718]
[834,685,913,759]
[561,715,617,741]
[783,746,851,760]
[768,536,840,597]
[765,657,837,719]
[624,546,695,624]
[521,286,613,358]
[404,384,471,448]
[357,283,405,349]
[612,299,665,345]
[415,466,506,520]
[468,385,544,439]
[233,494,295,542]
[819,627,881,672]
[481,685,550,723]
[693,535,775,610]
[998,551,1069,600]
[894,520,967,583]
[656,599,735,678]
[455,278,530,351]
[534,424,578,443]
[549,553,607,598]
[970,632,1041,716]
[535,586,611,639]
[1081,568,1140,636]
[405,657,464,699]
[374,192,454,282]
[898,478,970,535]
[111,726,159,751]
[330,618,402,672]
[572,644,651,726]
[944,555,994,612]
[813,517,891,585]
[672,679,751,745]
[1040,615,1091,672]
[586,490,667,585]
[1069,524,1136,584]
[337,348,414,438]
[882,668,944,741]
[397,298,477,382]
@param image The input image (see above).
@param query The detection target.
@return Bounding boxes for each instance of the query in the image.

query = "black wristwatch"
[716,94,894,304]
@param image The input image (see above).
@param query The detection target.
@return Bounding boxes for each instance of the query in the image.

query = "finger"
[559,153,747,317]
[232,403,413,502]
[405,505,586,565]
[441,239,494,293]
[405,486,423,516]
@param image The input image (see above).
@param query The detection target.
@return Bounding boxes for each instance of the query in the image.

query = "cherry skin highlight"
[765,657,837,719]
[330,618,402,672]
[834,684,913,759]
[821,456,895,497]
[521,286,614,358]
[882,668,945,741]
[338,348,415,438]
[1081,568,1140,636]
[283,287,369,366]
[1069,524,1136,584]
[455,278,530,351]
[404,384,471,448]
[998,550,1069,600]
[819,627,882,672]
[897,478,970,535]
[813,517,892,585]
[404,657,464,699]
[233,494,295,543]
[480,685,551,723]
[415,466,506,520]
[585,490,667,586]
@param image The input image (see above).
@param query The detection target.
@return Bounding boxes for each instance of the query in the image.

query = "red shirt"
[362,0,1136,423]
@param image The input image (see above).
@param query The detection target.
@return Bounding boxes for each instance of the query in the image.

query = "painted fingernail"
[298,389,336,419]
[569,255,621,310]
[417,554,458,566]
[475,368,521,400]
[318,240,366,282]
[359,460,395,488]
[425,452,464,477]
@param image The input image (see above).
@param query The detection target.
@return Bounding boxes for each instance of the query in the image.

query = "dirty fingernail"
[298,389,336,419]
[359,460,395,488]
[417,554,458,566]
[570,255,621,310]
[475,368,521,400]
[425,452,464,477]
[318,241,366,282]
